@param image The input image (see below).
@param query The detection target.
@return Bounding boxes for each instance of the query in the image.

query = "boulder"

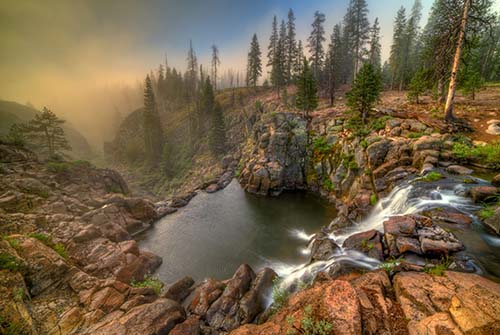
[396,236,422,255]
[239,267,277,323]
[492,174,500,187]
[394,271,500,335]
[170,315,201,335]
[427,209,472,225]
[367,140,391,168]
[420,238,463,255]
[412,136,442,151]
[161,276,195,303]
[468,186,498,203]
[483,206,500,235]
[188,278,225,316]
[383,216,417,236]
[310,234,340,262]
[342,230,384,261]
[447,165,473,175]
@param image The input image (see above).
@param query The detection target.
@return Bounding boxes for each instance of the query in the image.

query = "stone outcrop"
[231,270,500,335]
[238,112,308,196]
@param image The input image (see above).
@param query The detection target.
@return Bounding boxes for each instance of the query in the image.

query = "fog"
[0,0,448,149]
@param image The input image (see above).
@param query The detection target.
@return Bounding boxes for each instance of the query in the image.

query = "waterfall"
[276,176,482,290]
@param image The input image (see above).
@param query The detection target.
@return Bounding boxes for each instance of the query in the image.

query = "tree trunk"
[444,0,471,121]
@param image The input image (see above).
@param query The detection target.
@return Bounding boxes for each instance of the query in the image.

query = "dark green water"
[138,180,336,284]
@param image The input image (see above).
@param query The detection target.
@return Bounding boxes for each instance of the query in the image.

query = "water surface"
[138,180,336,283]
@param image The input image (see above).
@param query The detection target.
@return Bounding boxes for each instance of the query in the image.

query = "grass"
[46,162,70,174]
[53,243,68,259]
[370,115,393,131]
[322,178,335,192]
[360,239,375,251]
[13,288,24,302]
[2,236,20,250]
[424,256,451,276]
[407,132,425,139]
[0,253,22,272]
[286,305,333,335]
[452,141,500,169]
[130,275,164,295]
[28,232,68,259]
[271,277,290,315]
[370,194,378,206]
[421,171,444,182]
[380,258,402,274]
[0,315,30,335]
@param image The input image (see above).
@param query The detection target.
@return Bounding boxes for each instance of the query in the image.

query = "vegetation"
[452,141,500,169]
[10,107,70,157]
[424,256,451,276]
[0,315,30,335]
[296,58,319,116]
[271,277,290,314]
[370,193,378,206]
[347,63,382,125]
[246,34,262,88]
[312,137,334,155]
[28,233,68,259]
[0,253,22,272]
[130,275,164,295]
[286,304,333,335]
[421,171,444,182]
[478,207,495,220]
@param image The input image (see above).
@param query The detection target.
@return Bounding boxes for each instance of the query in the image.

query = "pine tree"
[186,40,198,101]
[247,33,262,88]
[368,18,381,70]
[325,24,343,106]
[271,20,286,94]
[285,9,297,82]
[402,0,423,86]
[14,107,71,157]
[293,40,305,77]
[211,44,221,90]
[267,16,278,68]
[209,102,226,156]
[143,75,164,163]
[296,58,318,118]
[345,0,370,79]
[307,11,326,80]
[389,7,407,90]
[407,69,428,104]
[347,63,381,125]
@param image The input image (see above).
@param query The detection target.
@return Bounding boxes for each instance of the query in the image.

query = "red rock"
[396,236,422,255]
[469,186,498,203]
[383,216,417,236]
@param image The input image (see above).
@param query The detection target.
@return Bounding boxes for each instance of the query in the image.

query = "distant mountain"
[0,100,93,158]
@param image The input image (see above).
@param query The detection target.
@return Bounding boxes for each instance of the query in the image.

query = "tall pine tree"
[211,44,221,91]
[345,0,370,79]
[267,16,278,68]
[368,18,381,70]
[143,75,164,163]
[389,7,407,90]
[296,58,319,118]
[307,11,326,80]
[246,33,262,88]
[285,9,297,82]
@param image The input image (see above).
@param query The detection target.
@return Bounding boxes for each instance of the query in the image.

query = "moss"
[407,132,425,139]
[360,239,375,251]
[370,194,378,206]
[421,171,444,182]
[28,232,52,245]
[53,243,68,259]
[130,275,163,295]
[479,207,495,220]
[424,257,451,276]
[2,236,20,250]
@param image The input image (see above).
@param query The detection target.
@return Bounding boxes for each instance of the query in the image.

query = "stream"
[139,174,500,285]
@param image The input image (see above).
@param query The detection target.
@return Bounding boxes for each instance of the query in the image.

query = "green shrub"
[421,171,444,182]
[28,232,53,245]
[380,258,401,274]
[0,253,22,272]
[370,194,378,206]
[479,207,495,220]
[53,243,68,259]
[323,178,335,192]
[370,115,392,131]
[271,278,289,314]
[286,305,333,335]
[312,137,334,155]
[2,236,20,250]
[131,275,163,295]
[46,162,70,174]
[360,239,375,251]
[452,141,500,169]
[424,257,451,276]
[407,132,424,139]
[13,288,24,302]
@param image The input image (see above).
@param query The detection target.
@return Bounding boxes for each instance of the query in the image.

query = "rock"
[420,238,463,255]
[161,276,195,303]
[89,286,126,313]
[427,209,472,225]
[205,264,256,331]
[413,136,442,151]
[310,234,339,262]
[188,279,225,316]
[92,298,186,335]
[170,315,201,335]
[367,140,391,168]
[205,183,220,193]
[468,186,498,203]
[447,165,473,175]
[239,267,277,323]
[394,271,500,335]
[396,236,422,255]
[486,119,500,135]
[492,174,500,187]
[483,206,500,235]
[114,251,162,283]
[383,216,417,236]
[342,230,384,261]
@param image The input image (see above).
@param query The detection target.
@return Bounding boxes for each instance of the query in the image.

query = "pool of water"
[138,180,336,283]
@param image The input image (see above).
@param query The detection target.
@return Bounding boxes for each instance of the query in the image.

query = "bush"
[130,275,163,295]
[407,132,424,139]
[370,194,378,206]
[286,305,333,335]
[424,257,451,276]
[53,243,68,259]
[0,253,22,272]
[271,278,289,314]
[46,162,70,174]
[370,116,392,131]
[312,137,334,155]
[323,178,335,192]
[452,141,500,169]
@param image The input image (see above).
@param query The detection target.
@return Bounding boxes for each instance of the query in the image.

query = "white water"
[274,177,485,290]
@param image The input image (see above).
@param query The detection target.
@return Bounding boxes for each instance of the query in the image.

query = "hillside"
[0,100,93,159]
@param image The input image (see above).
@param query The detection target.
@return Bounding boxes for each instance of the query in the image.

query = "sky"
[1,0,499,145]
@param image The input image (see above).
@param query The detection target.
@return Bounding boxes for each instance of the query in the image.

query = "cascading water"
[276,174,500,290]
